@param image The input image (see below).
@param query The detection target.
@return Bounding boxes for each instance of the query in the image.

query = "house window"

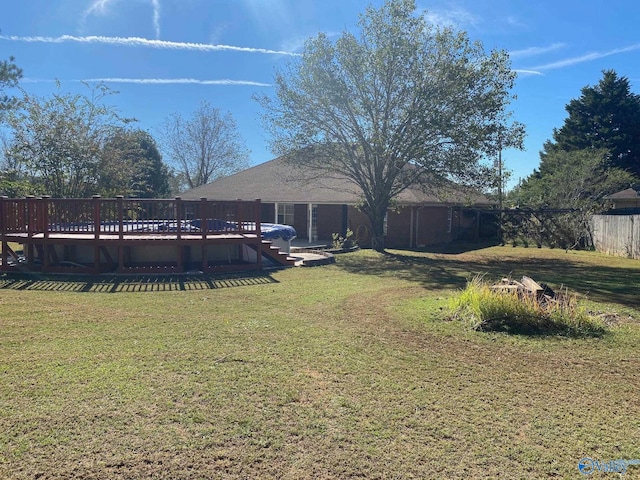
[277,203,294,225]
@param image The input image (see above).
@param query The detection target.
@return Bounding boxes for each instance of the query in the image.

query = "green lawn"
[1,247,640,479]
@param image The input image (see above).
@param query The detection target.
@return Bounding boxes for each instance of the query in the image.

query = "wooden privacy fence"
[591,214,640,260]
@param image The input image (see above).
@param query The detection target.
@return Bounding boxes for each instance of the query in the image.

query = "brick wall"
[347,205,454,248]
[347,207,372,246]
[415,206,451,246]
[386,206,412,248]
[316,204,344,240]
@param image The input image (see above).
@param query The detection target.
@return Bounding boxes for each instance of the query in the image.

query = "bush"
[332,228,356,250]
[448,276,607,337]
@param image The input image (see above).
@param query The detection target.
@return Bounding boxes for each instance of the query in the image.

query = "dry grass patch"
[448,275,607,336]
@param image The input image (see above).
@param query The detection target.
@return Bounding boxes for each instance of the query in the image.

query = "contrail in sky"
[0,34,300,56]
[83,77,272,86]
[21,77,272,87]
[83,0,161,38]
[529,43,640,71]
[150,0,161,38]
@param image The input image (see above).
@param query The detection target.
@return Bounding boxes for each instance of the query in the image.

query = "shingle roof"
[181,157,492,206]
[606,187,640,199]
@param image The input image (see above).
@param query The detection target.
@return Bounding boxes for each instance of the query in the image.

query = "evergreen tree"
[543,70,640,176]
[0,55,22,114]
[100,129,171,198]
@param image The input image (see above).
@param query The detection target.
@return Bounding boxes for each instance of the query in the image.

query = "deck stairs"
[256,240,297,267]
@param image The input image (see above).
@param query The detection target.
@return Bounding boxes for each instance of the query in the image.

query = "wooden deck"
[0,196,295,274]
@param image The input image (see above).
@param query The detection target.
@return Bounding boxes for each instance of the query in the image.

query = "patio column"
[274,202,279,224]
[308,203,313,244]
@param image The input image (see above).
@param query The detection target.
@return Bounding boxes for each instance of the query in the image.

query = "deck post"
[26,196,34,240]
[255,199,262,270]
[175,197,183,272]
[0,196,6,271]
[117,196,124,272]
[175,197,182,241]
[236,199,244,262]
[92,195,101,274]
[26,196,35,270]
[41,196,50,239]
[41,196,50,272]
[200,197,208,272]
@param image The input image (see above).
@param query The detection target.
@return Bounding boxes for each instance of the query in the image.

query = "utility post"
[496,137,505,245]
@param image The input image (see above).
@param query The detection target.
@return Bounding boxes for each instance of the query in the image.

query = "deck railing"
[0,196,262,239]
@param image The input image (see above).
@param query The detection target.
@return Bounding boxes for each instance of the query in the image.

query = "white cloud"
[83,0,115,18]
[505,16,525,29]
[82,77,272,86]
[241,0,294,32]
[509,43,566,59]
[82,0,161,38]
[421,6,480,30]
[0,34,300,56]
[530,43,640,71]
[151,0,161,38]
[513,69,543,77]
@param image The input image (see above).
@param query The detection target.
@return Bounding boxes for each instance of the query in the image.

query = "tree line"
[0,64,249,198]
[508,70,640,248]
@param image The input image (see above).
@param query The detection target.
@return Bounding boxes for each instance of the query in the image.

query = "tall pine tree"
[542,70,640,176]
[0,55,22,114]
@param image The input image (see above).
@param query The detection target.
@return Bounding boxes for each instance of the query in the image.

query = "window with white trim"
[277,203,295,225]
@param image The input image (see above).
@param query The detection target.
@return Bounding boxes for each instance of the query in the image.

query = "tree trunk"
[370,233,385,252]
[368,209,386,252]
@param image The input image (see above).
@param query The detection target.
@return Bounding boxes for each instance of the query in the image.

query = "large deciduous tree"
[5,83,135,198]
[256,0,523,251]
[160,101,250,191]
[543,70,640,176]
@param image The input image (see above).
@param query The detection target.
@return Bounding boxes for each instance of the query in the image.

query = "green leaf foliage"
[509,149,635,248]
[99,128,171,198]
[4,83,138,198]
[544,70,640,177]
[257,0,523,251]
[0,55,22,114]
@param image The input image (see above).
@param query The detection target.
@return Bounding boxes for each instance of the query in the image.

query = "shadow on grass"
[468,313,609,338]
[477,322,609,339]
[336,248,640,310]
[0,271,279,293]
[416,240,501,254]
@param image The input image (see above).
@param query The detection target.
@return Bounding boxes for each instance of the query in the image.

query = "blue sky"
[1,0,639,188]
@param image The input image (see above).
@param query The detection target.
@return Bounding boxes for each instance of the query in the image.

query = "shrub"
[332,228,356,250]
[448,276,607,337]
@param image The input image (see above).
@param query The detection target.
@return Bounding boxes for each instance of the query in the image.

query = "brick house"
[181,157,493,248]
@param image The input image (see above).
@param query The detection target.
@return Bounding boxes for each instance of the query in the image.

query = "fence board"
[592,215,640,259]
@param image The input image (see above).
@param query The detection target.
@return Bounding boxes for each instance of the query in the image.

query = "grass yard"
[1,246,640,479]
